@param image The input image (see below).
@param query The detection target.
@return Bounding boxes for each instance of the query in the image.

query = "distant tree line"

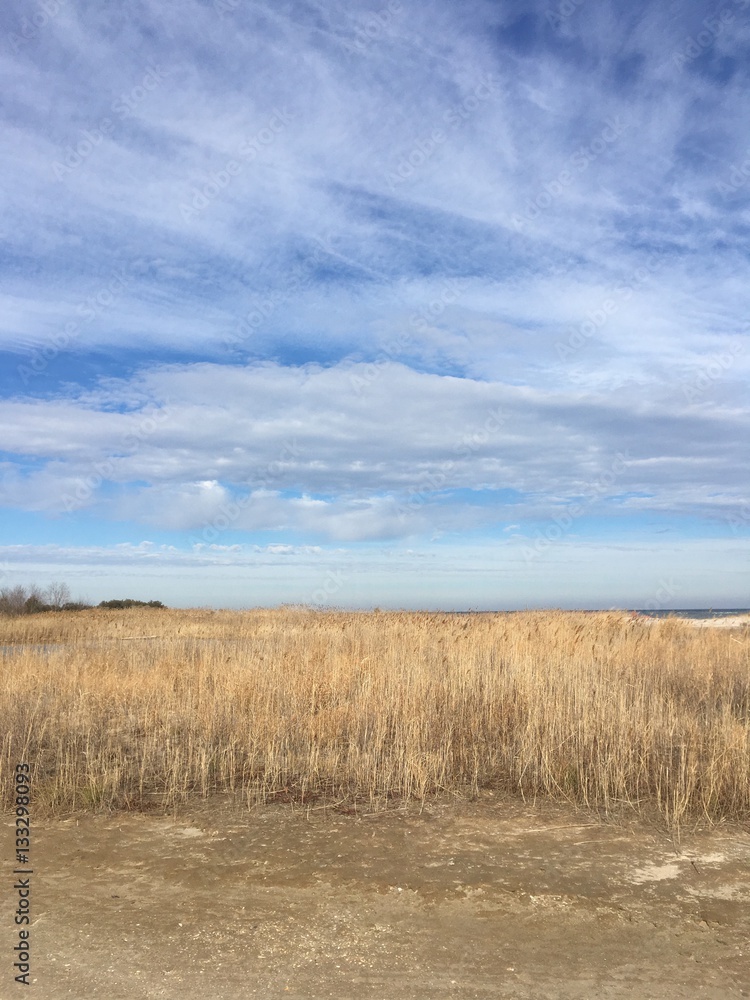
[97,599,165,609]
[0,583,165,616]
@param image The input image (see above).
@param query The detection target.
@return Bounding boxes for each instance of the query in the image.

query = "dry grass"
[1,608,749,827]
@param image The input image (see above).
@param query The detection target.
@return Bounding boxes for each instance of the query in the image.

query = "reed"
[1,608,748,827]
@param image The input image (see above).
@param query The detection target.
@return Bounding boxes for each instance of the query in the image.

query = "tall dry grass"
[1,608,748,827]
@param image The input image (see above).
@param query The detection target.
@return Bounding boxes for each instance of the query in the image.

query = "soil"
[4,796,749,999]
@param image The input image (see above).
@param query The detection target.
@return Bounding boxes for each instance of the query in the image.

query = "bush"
[97,599,165,609]
[24,594,50,615]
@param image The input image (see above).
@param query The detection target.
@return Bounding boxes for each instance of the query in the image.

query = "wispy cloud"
[1,0,748,605]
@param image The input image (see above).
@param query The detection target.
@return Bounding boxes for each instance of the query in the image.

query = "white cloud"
[2,0,749,604]
[0,359,747,541]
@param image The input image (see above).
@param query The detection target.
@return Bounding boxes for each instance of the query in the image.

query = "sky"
[0,0,749,610]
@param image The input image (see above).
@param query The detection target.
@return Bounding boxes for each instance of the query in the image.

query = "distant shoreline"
[449,609,750,620]
[631,608,750,619]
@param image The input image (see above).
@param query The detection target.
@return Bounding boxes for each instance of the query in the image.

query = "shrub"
[97,599,165,609]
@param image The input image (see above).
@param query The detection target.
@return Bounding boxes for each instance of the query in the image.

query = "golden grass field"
[1,608,748,828]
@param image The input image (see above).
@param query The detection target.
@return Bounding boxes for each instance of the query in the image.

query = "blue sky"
[1,0,749,609]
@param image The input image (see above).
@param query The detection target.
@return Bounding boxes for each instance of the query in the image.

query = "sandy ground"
[4,796,749,999]
[682,615,750,629]
[627,614,750,629]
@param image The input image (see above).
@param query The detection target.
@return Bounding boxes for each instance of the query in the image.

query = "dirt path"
[4,797,749,998]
